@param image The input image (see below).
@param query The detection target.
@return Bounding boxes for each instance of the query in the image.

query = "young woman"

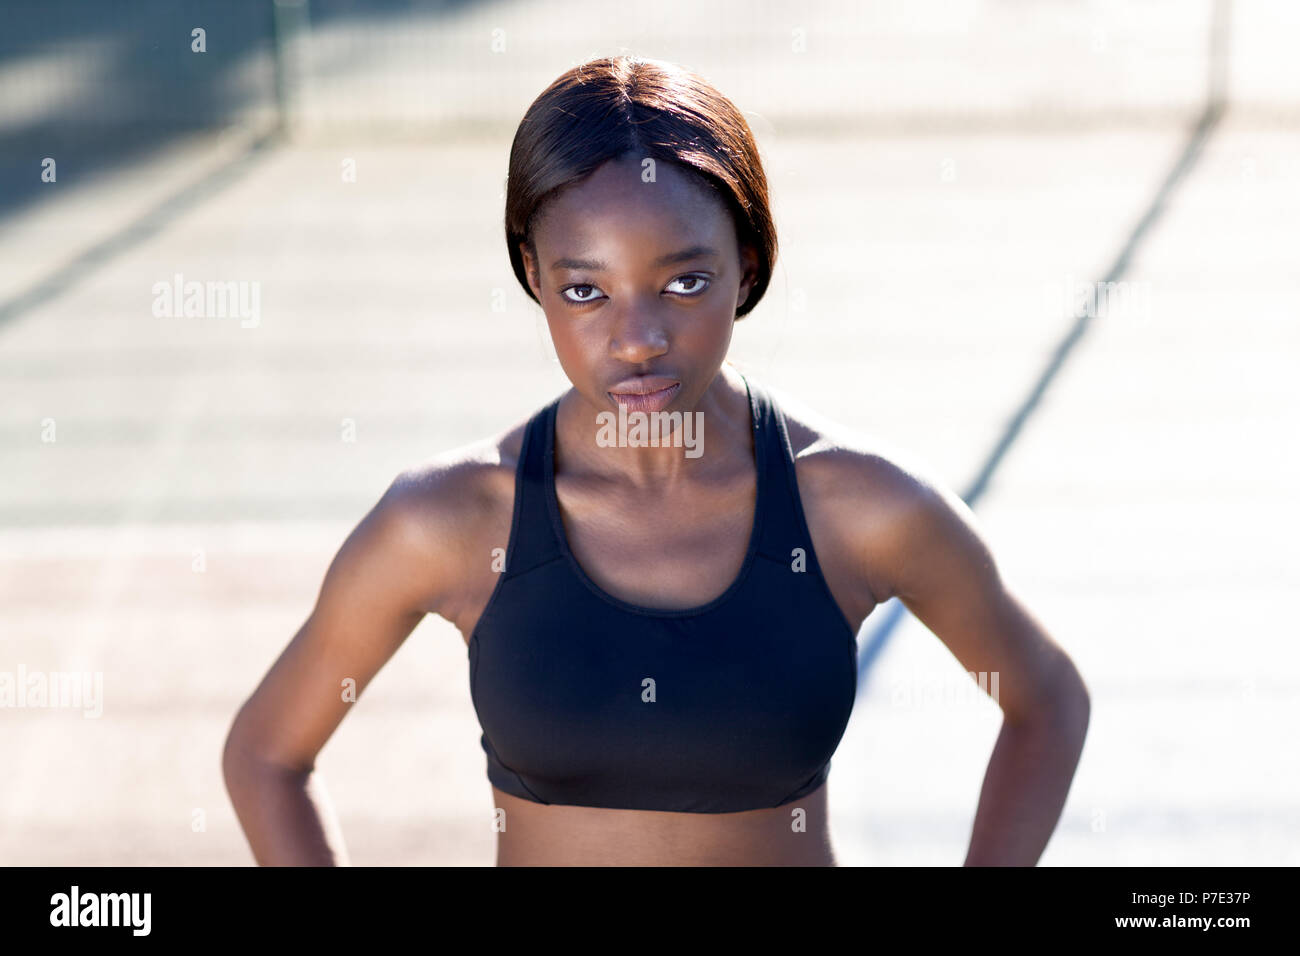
[223,55,1089,867]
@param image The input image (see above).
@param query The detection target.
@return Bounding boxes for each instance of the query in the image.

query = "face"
[518,153,760,417]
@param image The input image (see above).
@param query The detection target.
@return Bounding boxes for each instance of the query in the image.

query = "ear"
[518,241,542,300]
[734,242,761,318]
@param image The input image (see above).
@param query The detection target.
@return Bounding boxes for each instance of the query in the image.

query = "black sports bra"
[467,374,858,813]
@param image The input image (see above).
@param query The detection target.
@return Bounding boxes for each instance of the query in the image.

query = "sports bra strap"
[499,396,564,579]
[744,375,817,566]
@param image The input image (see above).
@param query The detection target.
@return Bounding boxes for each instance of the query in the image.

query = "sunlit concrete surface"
[0,0,1296,865]
[832,119,1300,866]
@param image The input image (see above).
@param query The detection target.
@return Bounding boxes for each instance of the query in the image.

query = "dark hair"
[505,55,777,319]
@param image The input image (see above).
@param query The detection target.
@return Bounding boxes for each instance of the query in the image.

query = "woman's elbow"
[1039,657,1090,740]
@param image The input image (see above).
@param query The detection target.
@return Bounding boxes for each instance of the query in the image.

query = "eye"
[665,274,711,296]
[560,283,606,305]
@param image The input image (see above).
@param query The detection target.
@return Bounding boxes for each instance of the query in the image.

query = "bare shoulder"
[772,385,952,517]
[769,384,982,604]
[365,414,531,617]
[383,418,527,542]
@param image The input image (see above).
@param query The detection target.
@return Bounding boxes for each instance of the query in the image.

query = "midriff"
[488,781,838,866]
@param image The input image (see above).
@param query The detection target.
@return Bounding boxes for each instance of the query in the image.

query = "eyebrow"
[549,245,721,271]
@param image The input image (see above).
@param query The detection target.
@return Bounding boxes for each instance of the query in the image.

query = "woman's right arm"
[221,464,472,865]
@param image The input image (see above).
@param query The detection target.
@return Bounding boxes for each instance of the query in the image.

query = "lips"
[607,378,681,414]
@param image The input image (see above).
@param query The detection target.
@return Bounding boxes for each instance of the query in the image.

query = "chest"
[467,555,859,812]
[555,472,757,612]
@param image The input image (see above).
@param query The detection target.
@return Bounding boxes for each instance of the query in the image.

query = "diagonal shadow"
[0,129,282,331]
[855,98,1227,695]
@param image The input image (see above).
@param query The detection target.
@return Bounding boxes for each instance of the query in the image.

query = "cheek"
[678,307,736,351]
[547,313,593,344]
[544,317,600,375]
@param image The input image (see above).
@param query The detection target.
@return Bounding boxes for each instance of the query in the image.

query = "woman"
[222,55,1090,867]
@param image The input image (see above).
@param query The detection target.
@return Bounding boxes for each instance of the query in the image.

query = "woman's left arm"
[854,454,1091,866]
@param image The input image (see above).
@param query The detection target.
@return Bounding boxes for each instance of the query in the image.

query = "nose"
[608,304,669,364]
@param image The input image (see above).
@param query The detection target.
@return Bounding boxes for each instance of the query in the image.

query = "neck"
[556,364,750,487]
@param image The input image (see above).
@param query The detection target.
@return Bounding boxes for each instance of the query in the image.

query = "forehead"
[532,155,732,250]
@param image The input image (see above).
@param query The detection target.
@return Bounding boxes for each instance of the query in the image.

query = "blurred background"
[1,0,1296,865]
